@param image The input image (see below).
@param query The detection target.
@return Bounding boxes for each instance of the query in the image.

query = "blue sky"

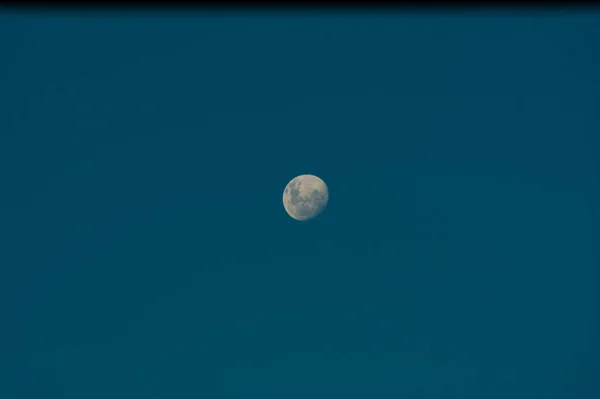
[1,11,598,399]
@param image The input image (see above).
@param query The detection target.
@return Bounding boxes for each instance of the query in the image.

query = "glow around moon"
[282,174,329,221]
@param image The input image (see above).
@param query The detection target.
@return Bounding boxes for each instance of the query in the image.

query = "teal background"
[1,12,598,398]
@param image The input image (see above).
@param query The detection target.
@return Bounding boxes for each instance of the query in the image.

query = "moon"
[283,174,329,221]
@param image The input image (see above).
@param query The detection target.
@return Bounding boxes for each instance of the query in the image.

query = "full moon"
[283,174,329,221]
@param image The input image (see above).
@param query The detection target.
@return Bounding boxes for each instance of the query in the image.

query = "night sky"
[1,11,599,398]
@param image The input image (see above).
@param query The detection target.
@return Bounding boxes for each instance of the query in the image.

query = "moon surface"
[283,174,329,221]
